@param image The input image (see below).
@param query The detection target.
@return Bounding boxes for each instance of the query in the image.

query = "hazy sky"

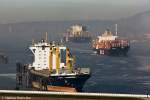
[0,0,150,23]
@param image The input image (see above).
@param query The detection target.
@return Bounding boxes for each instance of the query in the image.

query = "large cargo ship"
[16,33,90,92]
[64,25,91,43]
[92,25,130,56]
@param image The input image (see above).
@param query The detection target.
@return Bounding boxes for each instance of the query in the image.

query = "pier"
[0,90,149,100]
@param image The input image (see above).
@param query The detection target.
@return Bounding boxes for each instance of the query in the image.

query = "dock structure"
[0,90,149,100]
[0,54,8,64]
[16,62,30,90]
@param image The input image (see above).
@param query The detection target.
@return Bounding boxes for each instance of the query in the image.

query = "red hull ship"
[92,25,130,56]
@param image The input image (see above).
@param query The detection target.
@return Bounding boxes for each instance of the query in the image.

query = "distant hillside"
[116,10,150,40]
[0,20,114,50]
[0,20,114,34]
[0,20,114,43]
[0,10,150,48]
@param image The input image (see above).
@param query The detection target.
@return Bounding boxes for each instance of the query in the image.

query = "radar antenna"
[45,32,48,42]
[32,39,35,45]
[115,24,118,36]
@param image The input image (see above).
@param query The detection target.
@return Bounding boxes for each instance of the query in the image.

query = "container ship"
[64,25,92,43]
[16,33,91,92]
[92,25,130,56]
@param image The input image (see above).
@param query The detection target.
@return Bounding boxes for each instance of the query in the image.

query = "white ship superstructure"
[64,24,91,43]
[97,29,118,42]
[29,40,51,70]
[28,37,73,74]
[69,25,85,36]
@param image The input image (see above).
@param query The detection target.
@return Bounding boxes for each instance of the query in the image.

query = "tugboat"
[92,24,130,56]
[16,33,91,92]
[64,25,91,43]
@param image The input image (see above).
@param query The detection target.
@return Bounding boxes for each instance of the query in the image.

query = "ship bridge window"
[41,39,45,43]
[38,67,40,69]
[42,46,45,50]
[33,49,36,53]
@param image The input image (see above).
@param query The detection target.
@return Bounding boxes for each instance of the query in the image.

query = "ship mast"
[45,32,48,42]
[115,24,118,36]
[32,38,35,45]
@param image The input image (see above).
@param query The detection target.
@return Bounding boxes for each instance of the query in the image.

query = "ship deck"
[29,68,90,77]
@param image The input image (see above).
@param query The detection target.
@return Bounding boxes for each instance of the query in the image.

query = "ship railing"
[53,67,90,75]
[49,67,77,75]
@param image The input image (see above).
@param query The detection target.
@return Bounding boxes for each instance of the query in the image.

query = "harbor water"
[0,33,150,94]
